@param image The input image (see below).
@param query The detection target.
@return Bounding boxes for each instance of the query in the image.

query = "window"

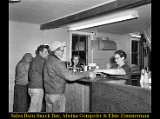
[72,34,88,65]
[131,40,140,65]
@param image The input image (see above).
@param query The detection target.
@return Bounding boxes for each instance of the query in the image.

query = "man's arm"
[50,60,90,81]
[95,68,126,75]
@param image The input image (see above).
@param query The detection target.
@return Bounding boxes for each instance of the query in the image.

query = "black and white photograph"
[9,0,151,117]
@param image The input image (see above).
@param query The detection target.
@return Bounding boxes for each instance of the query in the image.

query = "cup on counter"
[65,61,70,69]
[106,63,111,69]
[83,65,92,71]
[84,66,88,71]
[96,66,99,69]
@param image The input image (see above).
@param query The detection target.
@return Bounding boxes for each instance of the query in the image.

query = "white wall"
[144,23,151,68]
[118,34,131,65]
[9,21,69,112]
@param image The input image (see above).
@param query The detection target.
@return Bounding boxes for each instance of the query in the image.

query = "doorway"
[72,34,88,65]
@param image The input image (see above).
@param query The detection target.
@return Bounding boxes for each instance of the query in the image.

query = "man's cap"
[50,41,66,51]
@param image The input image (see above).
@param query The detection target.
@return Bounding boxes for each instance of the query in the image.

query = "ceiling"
[81,4,151,34]
[9,0,151,34]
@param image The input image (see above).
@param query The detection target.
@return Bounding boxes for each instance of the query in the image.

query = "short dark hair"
[22,53,32,61]
[35,45,49,56]
[114,50,127,59]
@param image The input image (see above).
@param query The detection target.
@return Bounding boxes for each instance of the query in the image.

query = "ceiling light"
[68,10,139,31]
[9,0,21,2]
[130,33,141,38]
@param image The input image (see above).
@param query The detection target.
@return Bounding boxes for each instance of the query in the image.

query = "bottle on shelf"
[143,68,149,84]
[140,69,145,86]
[140,68,150,88]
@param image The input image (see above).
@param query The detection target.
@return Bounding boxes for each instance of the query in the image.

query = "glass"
[106,63,111,69]
[72,35,78,51]
[65,61,70,69]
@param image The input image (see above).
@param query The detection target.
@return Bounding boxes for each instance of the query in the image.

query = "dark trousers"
[41,98,46,112]
[13,84,30,112]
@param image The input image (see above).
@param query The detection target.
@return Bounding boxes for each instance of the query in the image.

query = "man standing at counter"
[28,45,49,112]
[43,41,95,112]
[13,53,33,112]
[95,50,131,85]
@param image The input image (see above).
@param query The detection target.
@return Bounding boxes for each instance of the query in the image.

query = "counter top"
[79,76,151,90]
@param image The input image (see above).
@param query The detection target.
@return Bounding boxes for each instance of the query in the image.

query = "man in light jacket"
[43,41,95,112]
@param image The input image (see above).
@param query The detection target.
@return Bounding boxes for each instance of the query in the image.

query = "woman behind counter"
[70,55,83,72]
[95,50,132,85]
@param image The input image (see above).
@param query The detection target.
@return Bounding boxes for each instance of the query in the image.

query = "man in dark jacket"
[43,41,95,112]
[13,53,33,112]
[28,45,49,112]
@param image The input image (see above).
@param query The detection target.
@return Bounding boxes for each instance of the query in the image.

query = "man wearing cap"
[13,53,33,112]
[43,41,95,112]
[28,45,49,112]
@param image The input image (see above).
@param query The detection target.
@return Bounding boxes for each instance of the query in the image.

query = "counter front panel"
[90,81,151,113]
